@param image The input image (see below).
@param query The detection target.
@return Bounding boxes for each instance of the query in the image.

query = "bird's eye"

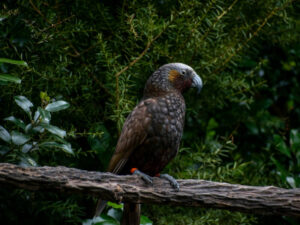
[181,70,186,75]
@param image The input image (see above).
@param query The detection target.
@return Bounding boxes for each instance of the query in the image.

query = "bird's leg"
[156,173,180,191]
[130,168,153,184]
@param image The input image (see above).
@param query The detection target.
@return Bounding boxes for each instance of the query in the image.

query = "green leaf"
[0,74,21,84]
[25,124,33,133]
[21,143,33,153]
[40,124,66,138]
[0,145,10,155]
[40,91,50,102]
[38,107,51,123]
[245,122,259,135]
[96,215,119,225]
[107,208,122,222]
[14,96,33,118]
[25,124,44,134]
[140,215,153,225]
[20,156,37,167]
[290,129,300,153]
[290,130,299,144]
[0,15,8,22]
[273,134,291,158]
[207,118,218,131]
[83,215,119,225]
[33,110,40,122]
[107,202,123,209]
[0,58,28,67]
[0,80,9,85]
[4,116,25,130]
[0,125,11,143]
[88,123,110,168]
[45,100,70,112]
[11,131,30,145]
[39,141,73,154]
[32,126,44,133]
[271,156,288,178]
[286,176,296,188]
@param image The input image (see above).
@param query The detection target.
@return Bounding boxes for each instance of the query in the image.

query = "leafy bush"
[0,0,299,224]
[0,58,27,84]
[271,129,300,188]
[0,93,72,165]
[84,202,152,225]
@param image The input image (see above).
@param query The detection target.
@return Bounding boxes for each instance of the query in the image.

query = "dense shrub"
[0,0,299,224]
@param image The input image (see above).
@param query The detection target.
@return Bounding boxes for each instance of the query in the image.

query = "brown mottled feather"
[107,92,185,177]
[107,99,154,174]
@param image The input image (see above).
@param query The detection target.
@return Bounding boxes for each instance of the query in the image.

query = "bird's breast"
[124,93,185,176]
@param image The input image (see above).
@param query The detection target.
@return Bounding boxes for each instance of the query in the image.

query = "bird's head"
[144,63,203,97]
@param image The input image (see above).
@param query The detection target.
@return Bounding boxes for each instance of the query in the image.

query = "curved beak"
[191,73,203,94]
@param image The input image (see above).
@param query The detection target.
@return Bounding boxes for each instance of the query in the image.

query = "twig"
[213,0,294,74]
[37,15,75,35]
[29,0,51,24]
[199,0,239,43]
[114,25,168,120]
[113,29,166,79]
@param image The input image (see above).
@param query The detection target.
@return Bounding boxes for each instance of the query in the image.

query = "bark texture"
[0,163,299,217]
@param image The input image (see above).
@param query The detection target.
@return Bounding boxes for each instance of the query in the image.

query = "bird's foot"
[131,168,153,184]
[158,173,180,191]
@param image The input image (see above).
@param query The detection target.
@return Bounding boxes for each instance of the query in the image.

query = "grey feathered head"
[143,63,203,97]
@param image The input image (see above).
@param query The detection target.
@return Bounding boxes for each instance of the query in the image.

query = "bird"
[94,62,203,225]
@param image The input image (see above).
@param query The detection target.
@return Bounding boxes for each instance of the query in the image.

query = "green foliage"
[0,57,27,84]
[0,57,28,66]
[84,202,152,225]
[0,73,21,84]
[0,0,299,224]
[271,129,300,188]
[0,93,73,165]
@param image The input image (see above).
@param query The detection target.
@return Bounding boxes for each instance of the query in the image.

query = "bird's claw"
[133,169,153,184]
[132,170,179,190]
[159,174,180,191]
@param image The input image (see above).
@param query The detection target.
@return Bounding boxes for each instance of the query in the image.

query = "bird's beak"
[191,73,203,94]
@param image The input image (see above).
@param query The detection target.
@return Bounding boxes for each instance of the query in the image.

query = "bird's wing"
[95,100,153,217]
[107,98,155,174]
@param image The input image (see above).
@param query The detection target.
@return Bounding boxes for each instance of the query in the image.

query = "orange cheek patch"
[168,70,180,82]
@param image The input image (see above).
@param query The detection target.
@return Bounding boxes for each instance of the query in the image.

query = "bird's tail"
[94,199,108,218]
[121,203,140,225]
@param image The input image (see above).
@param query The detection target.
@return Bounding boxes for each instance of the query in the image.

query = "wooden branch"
[0,163,299,217]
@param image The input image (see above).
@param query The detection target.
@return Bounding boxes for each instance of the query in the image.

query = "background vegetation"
[0,0,299,224]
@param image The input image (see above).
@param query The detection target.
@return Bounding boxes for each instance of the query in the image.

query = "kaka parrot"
[94,63,203,224]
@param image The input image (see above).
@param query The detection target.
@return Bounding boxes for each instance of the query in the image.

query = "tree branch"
[0,163,299,217]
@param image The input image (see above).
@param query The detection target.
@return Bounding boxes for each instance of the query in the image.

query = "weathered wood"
[0,163,299,217]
